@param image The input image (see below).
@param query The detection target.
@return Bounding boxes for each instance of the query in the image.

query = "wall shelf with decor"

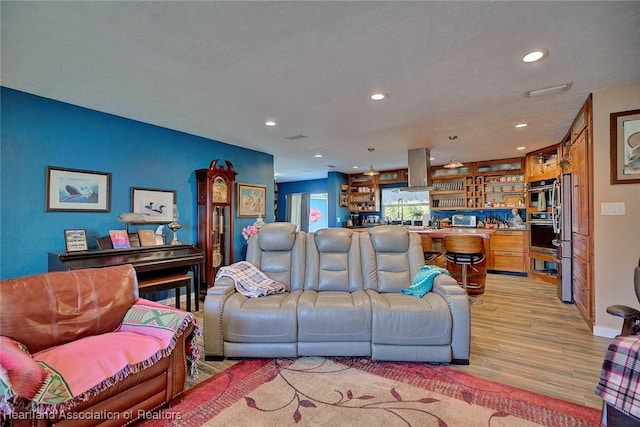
[347,173,380,212]
[430,159,526,211]
[482,173,525,209]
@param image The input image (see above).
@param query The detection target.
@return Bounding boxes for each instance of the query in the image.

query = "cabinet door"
[571,130,589,235]
[573,253,591,321]
[489,231,526,272]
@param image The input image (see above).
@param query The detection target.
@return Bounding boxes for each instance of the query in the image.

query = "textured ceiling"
[2,1,639,182]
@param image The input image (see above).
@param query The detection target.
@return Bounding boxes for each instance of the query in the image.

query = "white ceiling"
[2,1,639,182]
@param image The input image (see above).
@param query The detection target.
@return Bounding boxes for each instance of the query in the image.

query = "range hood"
[404,148,433,191]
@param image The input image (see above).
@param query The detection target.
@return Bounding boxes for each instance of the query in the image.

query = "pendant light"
[363,148,379,176]
[443,136,463,169]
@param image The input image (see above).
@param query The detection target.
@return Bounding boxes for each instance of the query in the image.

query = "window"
[381,188,430,224]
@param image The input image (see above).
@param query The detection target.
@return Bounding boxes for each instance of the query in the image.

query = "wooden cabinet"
[572,233,591,320]
[525,144,561,182]
[348,174,380,212]
[431,177,467,209]
[488,230,528,273]
[377,168,408,185]
[430,158,525,211]
[568,95,593,326]
[571,129,589,235]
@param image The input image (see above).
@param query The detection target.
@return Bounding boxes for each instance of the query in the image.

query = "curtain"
[285,193,310,232]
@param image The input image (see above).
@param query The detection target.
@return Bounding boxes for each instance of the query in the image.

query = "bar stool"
[419,234,441,265]
[443,235,485,304]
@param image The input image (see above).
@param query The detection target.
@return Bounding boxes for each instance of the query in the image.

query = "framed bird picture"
[130,187,176,223]
[46,166,111,212]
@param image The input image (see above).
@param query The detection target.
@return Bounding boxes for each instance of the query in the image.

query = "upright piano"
[48,244,204,311]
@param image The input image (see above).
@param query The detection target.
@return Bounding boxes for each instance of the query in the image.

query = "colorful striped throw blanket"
[216,261,286,298]
[595,335,640,419]
[0,299,201,418]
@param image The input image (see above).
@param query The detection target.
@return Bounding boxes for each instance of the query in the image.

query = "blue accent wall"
[0,87,274,279]
[276,179,327,223]
[276,172,354,228]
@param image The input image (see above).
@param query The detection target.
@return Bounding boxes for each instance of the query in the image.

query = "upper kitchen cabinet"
[376,168,408,185]
[525,144,561,182]
[475,158,524,175]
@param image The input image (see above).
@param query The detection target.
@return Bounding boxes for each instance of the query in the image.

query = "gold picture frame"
[339,192,348,207]
[237,183,266,217]
[610,109,640,184]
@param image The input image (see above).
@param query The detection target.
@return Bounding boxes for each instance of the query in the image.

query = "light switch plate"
[601,202,625,215]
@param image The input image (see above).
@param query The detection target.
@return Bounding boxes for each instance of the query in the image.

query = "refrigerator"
[551,174,573,303]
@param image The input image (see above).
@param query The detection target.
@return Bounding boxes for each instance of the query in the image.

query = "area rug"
[140,357,601,426]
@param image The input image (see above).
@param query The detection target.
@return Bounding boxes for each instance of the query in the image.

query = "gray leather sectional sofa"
[204,223,470,364]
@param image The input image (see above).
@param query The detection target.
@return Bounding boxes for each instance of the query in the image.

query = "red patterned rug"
[140,357,601,426]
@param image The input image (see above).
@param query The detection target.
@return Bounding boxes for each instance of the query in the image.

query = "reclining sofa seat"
[204,222,470,364]
[298,228,371,356]
[204,222,306,358]
[362,226,469,363]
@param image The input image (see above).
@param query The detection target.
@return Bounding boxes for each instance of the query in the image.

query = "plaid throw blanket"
[216,261,285,298]
[595,335,640,418]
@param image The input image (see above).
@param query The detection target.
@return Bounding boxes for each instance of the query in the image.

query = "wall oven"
[527,179,555,211]
[529,212,557,255]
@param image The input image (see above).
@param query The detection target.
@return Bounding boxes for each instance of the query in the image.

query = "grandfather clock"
[195,159,237,291]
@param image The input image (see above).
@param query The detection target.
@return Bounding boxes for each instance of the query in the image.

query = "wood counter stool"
[443,235,486,305]
[419,234,442,265]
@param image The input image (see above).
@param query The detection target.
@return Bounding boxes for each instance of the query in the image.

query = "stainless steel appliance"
[452,214,477,228]
[552,174,574,303]
[527,179,555,211]
[528,212,556,254]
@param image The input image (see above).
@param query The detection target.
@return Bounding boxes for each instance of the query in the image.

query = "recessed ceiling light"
[515,123,528,128]
[314,154,323,158]
[516,146,527,151]
[370,92,387,101]
[353,166,359,169]
[265,120,277,127]
[525,82,572,97]
[522,49,548,63]
[430,157,435,161]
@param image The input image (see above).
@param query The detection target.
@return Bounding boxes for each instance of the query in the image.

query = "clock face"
[212,177,228,203]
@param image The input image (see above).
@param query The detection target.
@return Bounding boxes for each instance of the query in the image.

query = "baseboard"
[593,326,618,339]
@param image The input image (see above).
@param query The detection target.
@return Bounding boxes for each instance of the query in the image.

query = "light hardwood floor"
[189,273,612,409]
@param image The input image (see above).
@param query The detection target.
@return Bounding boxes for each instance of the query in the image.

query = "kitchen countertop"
[345,225,527,237]
[411,228,495,239]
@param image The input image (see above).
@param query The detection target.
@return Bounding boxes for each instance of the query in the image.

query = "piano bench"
[138,273,194,312]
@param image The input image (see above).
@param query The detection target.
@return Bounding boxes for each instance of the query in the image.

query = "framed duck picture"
[130,187,176,223]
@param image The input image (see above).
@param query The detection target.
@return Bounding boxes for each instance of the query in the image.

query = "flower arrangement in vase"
[242,225,259,241]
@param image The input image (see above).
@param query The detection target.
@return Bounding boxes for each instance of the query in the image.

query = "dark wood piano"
[48,244,204,312]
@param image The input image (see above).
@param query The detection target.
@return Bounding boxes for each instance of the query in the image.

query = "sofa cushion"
[246,223,306,292]
[223,291,302,344]
[305,229,363,292]
[361,227,425,293]
[297,290,371,342]
[368,290,452,346]
[257,222,298,251]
